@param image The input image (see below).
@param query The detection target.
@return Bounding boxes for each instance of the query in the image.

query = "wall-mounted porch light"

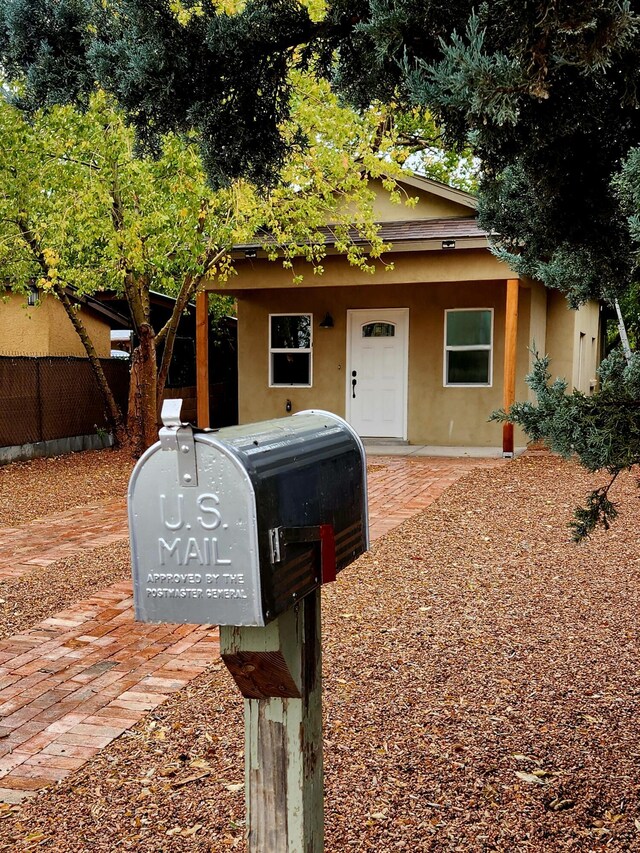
[441,240,456,250]
[319,312,334,329]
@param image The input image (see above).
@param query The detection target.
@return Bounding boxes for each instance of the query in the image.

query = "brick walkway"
[0,499,127,581]
[366,456,501,541]
[0,453,500,802]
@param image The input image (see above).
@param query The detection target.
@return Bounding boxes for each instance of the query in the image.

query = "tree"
[0,76,408,453]
[1,90,243,452]
[365,1,640,536]
[3,1,633,300]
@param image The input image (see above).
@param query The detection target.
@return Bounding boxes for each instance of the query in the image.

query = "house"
[197,174,603,454]
[1,285,127,357]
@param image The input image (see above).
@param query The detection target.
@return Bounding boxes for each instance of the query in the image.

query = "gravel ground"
[2,453,640,851]
[0,541,131,642]
[0,449,133,527]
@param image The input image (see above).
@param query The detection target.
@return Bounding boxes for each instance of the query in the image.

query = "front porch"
[196,275,525,455]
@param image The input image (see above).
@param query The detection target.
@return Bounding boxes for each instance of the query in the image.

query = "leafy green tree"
[2,0,631,301]
[0,78,402,453]
[403,2,640,534]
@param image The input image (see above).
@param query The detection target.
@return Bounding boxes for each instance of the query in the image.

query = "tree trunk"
[52,285,128,448]
[128,323,158,457]
[17,219,128,449]
[614,299,632,363]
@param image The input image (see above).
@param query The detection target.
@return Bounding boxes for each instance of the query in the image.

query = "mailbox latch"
[159,399,198,488]
[269,524,337,585]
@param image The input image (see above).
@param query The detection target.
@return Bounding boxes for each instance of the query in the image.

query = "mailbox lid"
[128,434,265,627]
[215,411,369,617]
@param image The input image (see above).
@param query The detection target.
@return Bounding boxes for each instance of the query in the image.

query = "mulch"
[0,541,131,642]
[1,453,640,851]
[0,449,133,528]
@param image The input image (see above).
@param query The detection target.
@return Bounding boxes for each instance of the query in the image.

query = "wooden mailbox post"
[221,592,323,851]
[128,404,368,852]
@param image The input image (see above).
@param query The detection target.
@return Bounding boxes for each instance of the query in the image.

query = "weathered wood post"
[220,590,323,852]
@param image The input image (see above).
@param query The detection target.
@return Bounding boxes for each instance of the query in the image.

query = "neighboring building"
[1,286,127,357]
[194,175,604,452]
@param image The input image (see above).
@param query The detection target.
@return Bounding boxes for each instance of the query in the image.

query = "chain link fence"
[0,356,129,448]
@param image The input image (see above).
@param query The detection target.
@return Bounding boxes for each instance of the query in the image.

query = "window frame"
[443,308,494,388]
[269,312,313,388]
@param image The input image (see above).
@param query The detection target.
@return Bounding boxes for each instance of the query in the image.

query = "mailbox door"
[129,435,265,627]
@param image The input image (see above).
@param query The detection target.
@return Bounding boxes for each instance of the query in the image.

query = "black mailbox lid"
[214,410,369,618]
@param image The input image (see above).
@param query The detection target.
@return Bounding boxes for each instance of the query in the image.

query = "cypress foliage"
[492,350,640,539]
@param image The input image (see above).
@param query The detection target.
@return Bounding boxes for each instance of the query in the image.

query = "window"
[269,314,312,386]
[362,322,395,338]
[444,309,493,386]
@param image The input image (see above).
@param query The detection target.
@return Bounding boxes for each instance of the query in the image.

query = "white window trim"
[269,313,313,388]
[443,308,494,388]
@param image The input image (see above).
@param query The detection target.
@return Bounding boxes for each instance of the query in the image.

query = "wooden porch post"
[196,289,210,428]
[502,278,519,456]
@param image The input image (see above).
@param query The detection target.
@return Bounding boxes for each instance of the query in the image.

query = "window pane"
[446,311,491,346]
[271,315,311,349]
[272,352,311,385]
[362,322,395,338]
[447,350,490,384]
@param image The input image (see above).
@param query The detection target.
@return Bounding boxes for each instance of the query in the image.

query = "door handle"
[351,370,357,399]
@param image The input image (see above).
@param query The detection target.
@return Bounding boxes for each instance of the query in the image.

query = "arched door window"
[362,322,395,338]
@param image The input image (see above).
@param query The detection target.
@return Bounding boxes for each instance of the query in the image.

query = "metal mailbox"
[128,403,369,627]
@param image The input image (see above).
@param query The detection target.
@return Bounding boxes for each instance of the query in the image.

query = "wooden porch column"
[502,278,519,456]
[196,289,210,428]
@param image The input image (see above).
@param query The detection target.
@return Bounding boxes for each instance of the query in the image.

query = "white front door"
[346,308,409,439]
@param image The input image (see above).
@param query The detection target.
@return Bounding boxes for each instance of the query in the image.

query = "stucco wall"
[237,281,534,447]
[370,181,474,222]
[1,293,110,357]
[539,291,602,393]
[572,301,601,393]
[222,248,515,292]
[544,290,577,387]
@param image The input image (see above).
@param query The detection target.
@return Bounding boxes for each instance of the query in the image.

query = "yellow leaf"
[515,771,545,785]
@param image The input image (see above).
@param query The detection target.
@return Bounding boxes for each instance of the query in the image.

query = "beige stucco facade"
[204,175,603,449]
[233,279,530,446]
[1,292,111,357]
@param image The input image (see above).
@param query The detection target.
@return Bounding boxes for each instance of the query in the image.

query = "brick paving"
[0,453,501,802]
[0,499,127,581]
[366,455,503,541]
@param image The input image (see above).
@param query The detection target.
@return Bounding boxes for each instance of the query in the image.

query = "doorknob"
[351,371,357,399]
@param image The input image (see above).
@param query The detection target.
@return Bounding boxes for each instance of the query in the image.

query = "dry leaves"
[0,448,132,527]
